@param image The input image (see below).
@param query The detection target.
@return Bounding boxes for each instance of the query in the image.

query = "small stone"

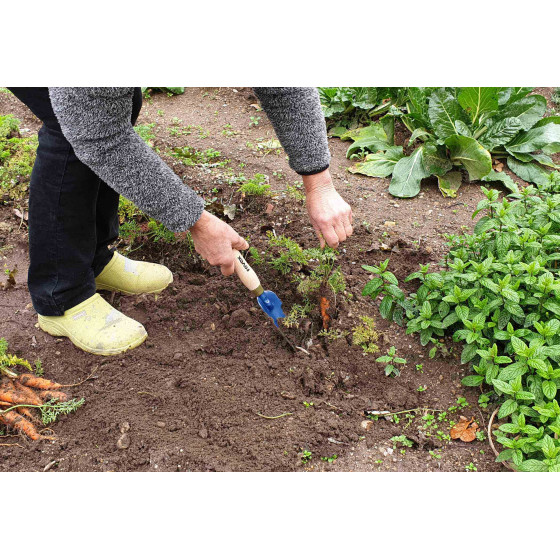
[361,420,373,431]
[117,433,130,449]
[281,391,296,400]
[229,309,251,328]
[173,352,183,360]
[198,428,208,439]
[120,422,130,434]
[156,421,166,428]
[383,221,396,228]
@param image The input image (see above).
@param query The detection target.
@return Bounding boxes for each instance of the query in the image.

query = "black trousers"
[8,87,143,316]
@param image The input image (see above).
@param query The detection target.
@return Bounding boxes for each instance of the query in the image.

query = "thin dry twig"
[255,412,293,419]
[488,407,515,472]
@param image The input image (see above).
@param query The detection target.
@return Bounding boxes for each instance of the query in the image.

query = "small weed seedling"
[301,450,312,464]
[321,454,338,463]
[465,462,477,472]
[249,116,261,127]
[303,401,314,408]
[351,316,379,354]
[391,435,414,449]
[238,173,271,196]
[376,346,407,377]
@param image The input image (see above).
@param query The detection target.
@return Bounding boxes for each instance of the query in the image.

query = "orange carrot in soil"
[17,373,62,391]
[0,410,42,440]
[320,296,331,330]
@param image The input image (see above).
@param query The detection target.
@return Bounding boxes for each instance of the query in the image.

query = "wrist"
[302,169,333,194]
[190,210,211,233]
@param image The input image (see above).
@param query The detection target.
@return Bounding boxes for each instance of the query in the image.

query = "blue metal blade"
[257,290,285,327]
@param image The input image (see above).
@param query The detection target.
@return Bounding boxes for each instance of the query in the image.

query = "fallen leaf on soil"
[450,416,479,442]
[13,208,28,221]
[265,203,274,215]
[320,297,331,330]
[223,204,236,220]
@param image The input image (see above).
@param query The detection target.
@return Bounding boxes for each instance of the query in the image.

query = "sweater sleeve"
[48,87,204,232]
[253,87,330,175]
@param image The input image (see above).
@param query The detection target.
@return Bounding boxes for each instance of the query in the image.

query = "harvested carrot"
[0,386,40,406]
[18,407,40,423]
[13,381,44,406]
[0,410,42,440]
[38,390,68,403]
[18,373,62,391]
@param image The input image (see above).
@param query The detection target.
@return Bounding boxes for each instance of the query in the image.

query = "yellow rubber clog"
[95,252,173,295]
[38,294,147,356]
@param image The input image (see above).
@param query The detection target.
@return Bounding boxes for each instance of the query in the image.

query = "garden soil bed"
[3,87,553,471]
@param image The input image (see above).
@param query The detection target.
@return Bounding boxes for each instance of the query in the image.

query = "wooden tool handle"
[233,250,264,297]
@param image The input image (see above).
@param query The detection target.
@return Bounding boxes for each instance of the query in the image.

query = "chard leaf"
[408,128,431,144]
[507,157,551,184]
[458,87,498,124]
[423,143,452,175]
[437,170,462,198]
[499,95,547,131]
[506,122,560,153]
[389,147,429,198]
[428,90,466,140]
[455,120,473,137]
[342,123,389,158]
[531,153,560,169]
[349,146,404,178]
[478,117,523,151]
[445,135,492,180]
[497,87,533,106]
[481,169,519,193]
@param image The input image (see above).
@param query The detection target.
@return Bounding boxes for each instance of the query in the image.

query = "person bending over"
[8,87,353,355]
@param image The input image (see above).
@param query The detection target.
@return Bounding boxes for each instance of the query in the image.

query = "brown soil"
[0,87,555,471]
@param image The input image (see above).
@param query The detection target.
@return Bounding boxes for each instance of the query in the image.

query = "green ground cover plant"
[331,87,560,199]
[0,115,37,205]
[363,171,560,471]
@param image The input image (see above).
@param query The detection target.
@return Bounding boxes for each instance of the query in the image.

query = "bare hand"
[189,211,249,276]
[303,170,353,249]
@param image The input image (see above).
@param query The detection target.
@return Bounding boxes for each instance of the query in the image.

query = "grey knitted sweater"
[48,87,330,232]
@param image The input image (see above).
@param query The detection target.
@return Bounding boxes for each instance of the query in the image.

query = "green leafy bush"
[344,87,560,198]
[363,172,560,471]
[318,87,407,129]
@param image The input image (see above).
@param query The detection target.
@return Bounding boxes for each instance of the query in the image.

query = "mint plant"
[362,171,560,471]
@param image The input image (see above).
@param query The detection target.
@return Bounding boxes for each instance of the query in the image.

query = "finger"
[232,235,249,251]
[321,225,339,248]
[334,222,347,244]
[311,220,325,248]
[221,260,235,276]
[343,213,353,237]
